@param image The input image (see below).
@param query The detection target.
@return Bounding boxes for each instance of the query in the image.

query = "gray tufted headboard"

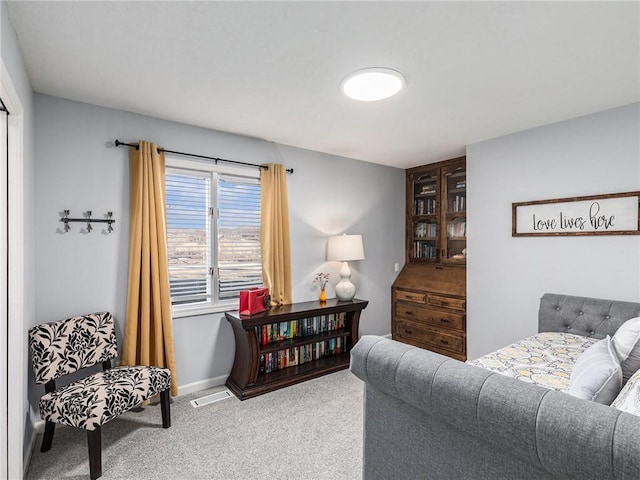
[539,293,640,339]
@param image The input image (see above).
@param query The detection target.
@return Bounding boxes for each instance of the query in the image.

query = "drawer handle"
[439,301,449,306]
[440,318,450,324]
[404,329,413,335]
[404,311,414,315]
[440,339,449,345]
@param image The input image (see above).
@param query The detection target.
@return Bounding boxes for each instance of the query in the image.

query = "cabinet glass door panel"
[443,165,466,264]
[411,172,439,262]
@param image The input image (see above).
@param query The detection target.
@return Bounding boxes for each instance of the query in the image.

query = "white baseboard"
[25,426,38,476]
[177,375,229,396]
[32,419,45,435]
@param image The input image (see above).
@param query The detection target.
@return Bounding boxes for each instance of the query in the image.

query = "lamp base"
[335,280,356,301]
[335,261,357,301]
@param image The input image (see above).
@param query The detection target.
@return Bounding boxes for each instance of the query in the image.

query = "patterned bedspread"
[467,332,597,392]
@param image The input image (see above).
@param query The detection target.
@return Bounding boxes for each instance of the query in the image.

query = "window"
[165,158,262,316]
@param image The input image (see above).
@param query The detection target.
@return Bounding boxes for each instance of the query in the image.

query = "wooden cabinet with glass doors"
[407,157,466,264]
[394,156,467,360]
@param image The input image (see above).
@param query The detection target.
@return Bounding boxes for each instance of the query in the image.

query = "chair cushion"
[39,366,171,431]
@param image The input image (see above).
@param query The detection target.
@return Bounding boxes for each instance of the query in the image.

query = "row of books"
[419,184,436,195]
[413,241,437,259]
[414,222,437,239]
[255,313,347,346]
[448,195,466,213]
[414,198,436,215]
[446,221,466,238]
[258,337,347,374]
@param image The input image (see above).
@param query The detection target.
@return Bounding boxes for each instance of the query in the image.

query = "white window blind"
[166,162,262,313]
[218,176,262,299]
[166,171,211,306]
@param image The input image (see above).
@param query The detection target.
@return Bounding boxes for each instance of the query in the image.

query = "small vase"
[319,288,327,303]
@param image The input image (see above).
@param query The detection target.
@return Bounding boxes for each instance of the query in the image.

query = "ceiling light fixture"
[341,67,405,102]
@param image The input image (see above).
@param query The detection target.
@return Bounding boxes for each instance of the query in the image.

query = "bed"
[349,293,640,479]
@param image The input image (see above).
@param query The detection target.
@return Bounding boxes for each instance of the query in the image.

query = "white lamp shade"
[327,234,365,262]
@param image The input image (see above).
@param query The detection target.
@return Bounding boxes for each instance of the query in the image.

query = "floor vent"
[190,390,233,408]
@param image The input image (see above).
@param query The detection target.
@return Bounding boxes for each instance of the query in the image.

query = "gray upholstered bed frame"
[350,293,640,480]
[538,293,640,339]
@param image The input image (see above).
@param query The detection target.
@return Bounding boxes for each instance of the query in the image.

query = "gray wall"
[33,94,405,397]
[467,103,640,359]
[1,0,36,470]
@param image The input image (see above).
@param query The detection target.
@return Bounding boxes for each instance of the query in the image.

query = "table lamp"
[327,234,365,301]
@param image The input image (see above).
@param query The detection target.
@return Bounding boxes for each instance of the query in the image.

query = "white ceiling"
[6,1,640,169]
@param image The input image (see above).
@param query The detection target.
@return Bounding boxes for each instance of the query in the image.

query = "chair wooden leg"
[87,427,102,480]
[40,421,55,452]
[160,388,171,428]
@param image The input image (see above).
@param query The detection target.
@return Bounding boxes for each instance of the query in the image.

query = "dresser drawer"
[395,318,465,354]
[394,289,427,304]
[394,303,464,330]
[426,294,466,311]
[394,335,467,362]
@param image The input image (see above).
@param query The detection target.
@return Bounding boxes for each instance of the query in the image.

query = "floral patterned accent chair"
[28,312,172,480]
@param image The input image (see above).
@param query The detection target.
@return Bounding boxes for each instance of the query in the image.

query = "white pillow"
[568,335,622,405]
[612,317,640,382]
[611,368,640,416]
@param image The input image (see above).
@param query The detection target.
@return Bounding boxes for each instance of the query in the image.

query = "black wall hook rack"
[61,210,116,233]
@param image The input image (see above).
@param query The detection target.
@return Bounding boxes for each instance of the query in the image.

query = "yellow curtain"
[260,164,292,306]
[121,141,178,396]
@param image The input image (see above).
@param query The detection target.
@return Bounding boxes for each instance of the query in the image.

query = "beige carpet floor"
[25,370,364,480]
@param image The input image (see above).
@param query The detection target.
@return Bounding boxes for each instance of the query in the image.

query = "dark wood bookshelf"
[225,298,368,400]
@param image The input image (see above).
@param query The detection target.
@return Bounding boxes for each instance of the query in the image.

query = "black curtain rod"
[114,139,293,174]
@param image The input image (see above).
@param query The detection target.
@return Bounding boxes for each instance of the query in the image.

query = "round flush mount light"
[341,67,405,101]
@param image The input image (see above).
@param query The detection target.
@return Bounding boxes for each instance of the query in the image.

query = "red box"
[239,287,270,316]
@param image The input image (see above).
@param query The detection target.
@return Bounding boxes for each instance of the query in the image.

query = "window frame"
[165,156,261,318]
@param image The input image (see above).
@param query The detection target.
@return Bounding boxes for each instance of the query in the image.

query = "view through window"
[166,162,261,313]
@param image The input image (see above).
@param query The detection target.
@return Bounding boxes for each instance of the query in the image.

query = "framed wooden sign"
[512,191,640,237]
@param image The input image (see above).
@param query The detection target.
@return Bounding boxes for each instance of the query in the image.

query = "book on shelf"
[255,313,347,347]
[413,241,437,259]
[447,194,466,213]
[414,198,436,216]
[420,185,436,194]
[258,336,347,375]
[414,222,437,238]
[446,221,467,238]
